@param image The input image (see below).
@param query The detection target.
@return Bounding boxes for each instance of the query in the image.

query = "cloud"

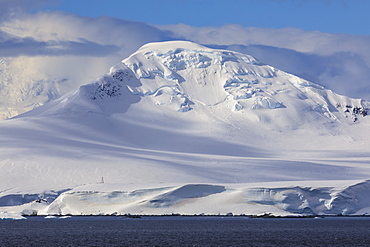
[0,31,120,57]
[1,12,176,58]
[159,23,370,56]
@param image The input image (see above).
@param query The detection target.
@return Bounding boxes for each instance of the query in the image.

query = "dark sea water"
[1,216,370,246]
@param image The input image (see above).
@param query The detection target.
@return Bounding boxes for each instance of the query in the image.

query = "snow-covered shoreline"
[2,180,370,217]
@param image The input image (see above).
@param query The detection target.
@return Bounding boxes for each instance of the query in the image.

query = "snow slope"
[1,41,370,216]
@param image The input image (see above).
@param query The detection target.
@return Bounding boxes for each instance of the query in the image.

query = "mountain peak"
[72,41,369,128]
[20,41,370,130]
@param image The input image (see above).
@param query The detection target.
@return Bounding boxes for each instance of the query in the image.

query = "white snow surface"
[1,41,370,216]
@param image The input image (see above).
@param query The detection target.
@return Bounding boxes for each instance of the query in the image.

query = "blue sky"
[39,0,370,35]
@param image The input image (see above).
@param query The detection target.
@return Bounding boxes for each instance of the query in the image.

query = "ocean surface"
[1,216,370,246]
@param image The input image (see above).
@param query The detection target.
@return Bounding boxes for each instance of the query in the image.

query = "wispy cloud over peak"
[0,33,121,57]
[1,11,177,57]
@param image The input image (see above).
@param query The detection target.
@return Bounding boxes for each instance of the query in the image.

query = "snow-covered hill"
[1,41,370,217]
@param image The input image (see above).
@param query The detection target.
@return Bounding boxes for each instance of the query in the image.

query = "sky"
[1,0,370,120]
[38,0,370,35]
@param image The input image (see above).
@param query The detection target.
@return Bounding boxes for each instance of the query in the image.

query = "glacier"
[1,41,370,217]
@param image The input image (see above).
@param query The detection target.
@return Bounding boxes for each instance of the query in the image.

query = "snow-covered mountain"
[1,41,370,217]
